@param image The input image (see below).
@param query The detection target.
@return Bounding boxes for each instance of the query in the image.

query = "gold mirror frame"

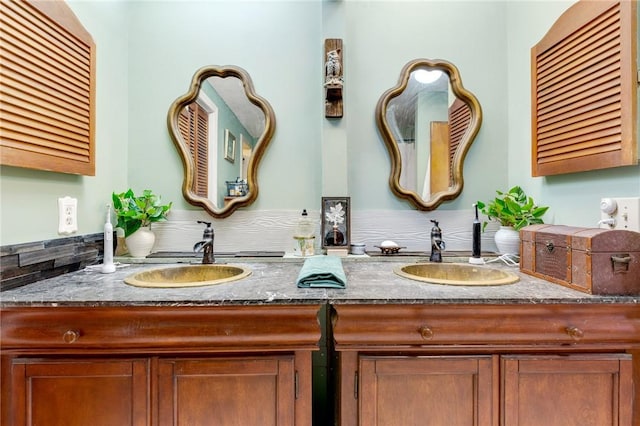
[167,65,276,218]
[375,59,482,210]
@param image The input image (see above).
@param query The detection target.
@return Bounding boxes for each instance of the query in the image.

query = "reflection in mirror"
[168,66,275,218]
[376,59,482,210]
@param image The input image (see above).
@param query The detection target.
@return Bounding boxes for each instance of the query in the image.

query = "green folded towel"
[296,256,347,289]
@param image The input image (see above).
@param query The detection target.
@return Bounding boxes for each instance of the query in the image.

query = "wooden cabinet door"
[158,356,296,426]
[358,356,495,426]
[502,354,633,426]
[10,358,149,426]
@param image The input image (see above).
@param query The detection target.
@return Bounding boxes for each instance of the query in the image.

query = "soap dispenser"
[293,209,315,257]
[429,219,445,262]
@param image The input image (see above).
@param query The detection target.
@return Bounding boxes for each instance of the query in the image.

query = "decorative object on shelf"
[477,186,549,255]
[374,240,406,255]
[224,129,236,163]
[226,178,248,197]
[112,189,172,258]
[321,197,350,250]
[324,38,343,118]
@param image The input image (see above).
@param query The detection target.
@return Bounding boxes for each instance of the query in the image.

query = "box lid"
[572,228,640,253]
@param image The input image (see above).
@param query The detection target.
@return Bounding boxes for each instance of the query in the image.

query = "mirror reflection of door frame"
[196,93,219,207]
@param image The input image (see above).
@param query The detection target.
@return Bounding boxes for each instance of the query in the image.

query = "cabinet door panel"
[158,356,295,426]
[502,354,633,426]
[359,356,495,426]
[11,358,149,426]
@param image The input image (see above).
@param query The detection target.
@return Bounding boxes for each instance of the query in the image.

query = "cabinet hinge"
[354,371,359,399]
[295,370,299,399]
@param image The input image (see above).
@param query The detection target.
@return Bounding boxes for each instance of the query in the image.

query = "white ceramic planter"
[125,226,156,258]
[494,226,520,255]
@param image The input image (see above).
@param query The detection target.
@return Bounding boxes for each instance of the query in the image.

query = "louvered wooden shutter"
[531,0,637,176]
[179,103,208,198]
[449,98,471,185]
[0,0,96,175]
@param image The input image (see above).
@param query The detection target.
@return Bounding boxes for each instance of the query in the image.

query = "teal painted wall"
[1,0,638,246]
[0,0,129,245]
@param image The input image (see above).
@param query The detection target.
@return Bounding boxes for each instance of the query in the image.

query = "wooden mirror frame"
[376,58,482,210]
[167,65,276,218]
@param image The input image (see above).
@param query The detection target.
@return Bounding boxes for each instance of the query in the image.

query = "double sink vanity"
[1,256,638,426]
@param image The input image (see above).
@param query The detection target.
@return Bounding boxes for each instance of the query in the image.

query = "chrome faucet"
[429,219,445,262]
[193,221,214,264]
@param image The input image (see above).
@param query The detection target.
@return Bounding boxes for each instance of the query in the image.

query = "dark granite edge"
[2,297,637,308]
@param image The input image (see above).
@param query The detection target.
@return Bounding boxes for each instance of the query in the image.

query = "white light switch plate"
[600,197,640,232]
[58,196,78,234]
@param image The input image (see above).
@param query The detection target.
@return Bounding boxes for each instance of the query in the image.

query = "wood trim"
[0,0,96,175]
[531,0,637,176]
[0,305,322,352]
[332,304,640,349]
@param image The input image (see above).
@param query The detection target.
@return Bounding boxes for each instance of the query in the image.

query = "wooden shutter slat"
[537,6,619,74]
[538,103,621,137]
[5,0,91,61]
[1,34,90,99]
[1,11,91,80]
[1,84,90,126]
[531,0,636,176]
[0,0,95,175]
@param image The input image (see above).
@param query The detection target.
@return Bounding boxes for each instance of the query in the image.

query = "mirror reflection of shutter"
[531,0,637,176]
[0,0,96,175]
[194,106,208,198]
[180,103,208,198]
[448,98,471,185]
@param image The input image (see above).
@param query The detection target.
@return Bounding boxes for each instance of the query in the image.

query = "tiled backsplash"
[0,233,104,291]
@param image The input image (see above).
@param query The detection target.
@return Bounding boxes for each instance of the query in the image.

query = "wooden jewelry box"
[520,225,640,295]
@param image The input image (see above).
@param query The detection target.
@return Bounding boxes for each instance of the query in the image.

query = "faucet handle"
[197,220,214,238]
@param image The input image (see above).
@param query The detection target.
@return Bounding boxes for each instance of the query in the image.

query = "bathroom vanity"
[1,261,638,426]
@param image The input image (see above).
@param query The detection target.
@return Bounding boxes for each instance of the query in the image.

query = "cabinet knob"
[62,329,80,343]
[565,326,584,340]
[419,325,434,340]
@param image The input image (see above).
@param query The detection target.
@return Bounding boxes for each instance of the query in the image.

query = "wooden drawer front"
[332,304,640,348]
[0,305,321,350]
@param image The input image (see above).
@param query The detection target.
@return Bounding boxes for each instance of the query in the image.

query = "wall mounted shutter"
[531,0,637,176]
[0,0,96,175]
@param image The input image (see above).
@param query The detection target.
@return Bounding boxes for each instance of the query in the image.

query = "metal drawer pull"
[565,326,584,340]
[62,329,80,343]
[419,326,434,340]
[611,254,631,273]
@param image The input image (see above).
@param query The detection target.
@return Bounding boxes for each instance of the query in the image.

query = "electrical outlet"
[599,197,640,232]
[58,196,78,234]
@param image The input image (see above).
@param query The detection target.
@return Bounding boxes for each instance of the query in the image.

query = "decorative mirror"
[376,59,482,210]
[168,65,276,218]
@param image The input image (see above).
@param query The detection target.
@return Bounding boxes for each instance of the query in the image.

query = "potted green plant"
[112,189,172,257]
[477,186,549,255]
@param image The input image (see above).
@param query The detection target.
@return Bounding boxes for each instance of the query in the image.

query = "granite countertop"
[1,257,637,307]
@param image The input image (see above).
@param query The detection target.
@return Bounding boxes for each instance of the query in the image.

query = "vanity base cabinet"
[8,358,149,426]
[502,354,633,426]
[157,356,297,426]
[358,355,495,425]
[0,305,321,426]
[333,304,640,426]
